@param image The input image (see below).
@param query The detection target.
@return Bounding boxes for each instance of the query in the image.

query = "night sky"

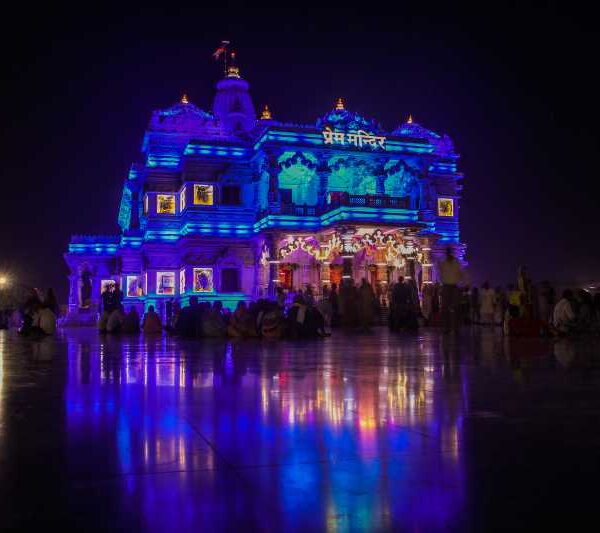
[2,6,598,301]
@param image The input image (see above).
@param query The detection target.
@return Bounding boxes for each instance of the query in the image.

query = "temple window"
[437,198,455,217]
[156,272,175,295]
[193,268,214,292]
[221,185,241,205]
[221,268,240,292]
[126,275,143,297]
[193,184,214,205]
[157,194,176,214]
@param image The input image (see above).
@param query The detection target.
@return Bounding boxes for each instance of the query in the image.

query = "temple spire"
[226,50,241,78]
[407,114,413,124]
[335,97,345,111]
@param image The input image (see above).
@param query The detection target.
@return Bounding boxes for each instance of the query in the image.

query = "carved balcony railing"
[328,194,411,210]
[256,194,412,220]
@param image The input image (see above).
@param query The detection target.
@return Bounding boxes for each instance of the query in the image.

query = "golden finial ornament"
[407,114,413,124]
[335,97,345,110]
[181,94,189,104]
[260,105,272,120]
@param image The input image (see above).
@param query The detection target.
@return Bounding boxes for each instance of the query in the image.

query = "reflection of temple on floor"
[63,56,465,325]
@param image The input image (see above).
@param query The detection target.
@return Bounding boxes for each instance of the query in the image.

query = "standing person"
[494,286,507,325]
[99,283,117,332]
[479,282,496,325]
[538,281,555,324]
[507,284,522,319]
[276,286,286,309]
[517,266,533,318]
[44,288,59,316]
[305,285,315,307]
[438,247,464,334]
[329,283,340,327]
[358,278,375,332]
[470,286,480,324]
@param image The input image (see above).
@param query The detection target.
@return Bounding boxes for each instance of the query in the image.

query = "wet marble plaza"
[0,327,598,531]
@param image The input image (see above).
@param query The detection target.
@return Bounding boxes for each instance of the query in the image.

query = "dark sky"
[2,5,598,301]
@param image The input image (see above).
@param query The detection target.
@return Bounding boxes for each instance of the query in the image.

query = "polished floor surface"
[1,327,599,531]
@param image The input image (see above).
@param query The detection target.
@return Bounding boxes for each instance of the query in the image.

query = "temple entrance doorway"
[278,265,294,290]
[330,265,343,287]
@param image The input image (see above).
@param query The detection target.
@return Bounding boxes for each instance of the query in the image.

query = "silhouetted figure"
[142,305,162,334]
[122,307,140,333]
[553,290,575,335]
[44,288,59,316]
[438,247,463,333]
[358,278,375,332]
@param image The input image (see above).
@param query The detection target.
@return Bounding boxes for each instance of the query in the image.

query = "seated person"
[261,302,285,339]
[202,301,227,337]
[228,301,254,337]
[106,306,126,333]
[142,305,163,334]
[32,304,57,336]
[553,290,576,334]
[122,307,140,333]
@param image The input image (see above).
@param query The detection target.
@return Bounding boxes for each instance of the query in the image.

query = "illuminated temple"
[64,60,465,322]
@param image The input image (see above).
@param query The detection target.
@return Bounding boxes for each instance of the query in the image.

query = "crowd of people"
[435,248,600,336]
[3,257,598,340]
[0,287,59,337]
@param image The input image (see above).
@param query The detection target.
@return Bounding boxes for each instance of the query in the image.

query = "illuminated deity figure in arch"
[384,161,421,206]
[328,158,377,195]
[278,152,319,206]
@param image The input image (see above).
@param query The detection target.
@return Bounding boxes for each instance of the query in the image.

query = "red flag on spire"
[213,40,230,60]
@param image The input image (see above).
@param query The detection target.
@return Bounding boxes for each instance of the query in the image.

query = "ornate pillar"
[68,273,79,312]
[374,161,387,195]
[265,233,280,297]
[340,228,356,284]
[266,153,281,208]
[420,236,436,285]
[403,231,417,281]
[317,158,330,207]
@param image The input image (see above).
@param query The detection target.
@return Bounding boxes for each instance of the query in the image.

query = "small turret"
[212,50,256,135]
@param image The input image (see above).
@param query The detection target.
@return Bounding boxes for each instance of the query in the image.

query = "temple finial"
[407,114,413,124]
[260,105,272,120]
[226,50,240,78]
[181,93,189,104]
[335,97,345,111]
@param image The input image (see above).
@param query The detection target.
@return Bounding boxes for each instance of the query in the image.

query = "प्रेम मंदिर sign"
[322,127,386,150]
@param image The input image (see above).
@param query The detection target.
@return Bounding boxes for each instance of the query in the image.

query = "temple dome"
[212,68,257,136]
[392,116,455,155]
[148,96,216,134]
[316,98,383,134]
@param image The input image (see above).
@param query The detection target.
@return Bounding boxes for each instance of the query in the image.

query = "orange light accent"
[181,93,189,104]
[335,97,345,110]
[260,105,272,120]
